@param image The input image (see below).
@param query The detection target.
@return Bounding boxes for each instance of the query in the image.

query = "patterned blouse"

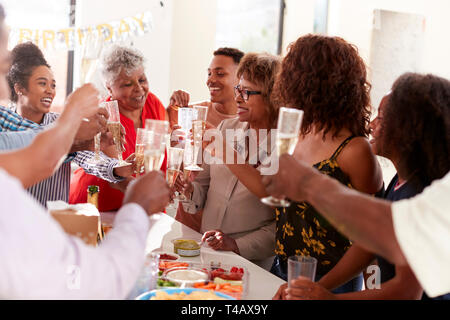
[274,136,357,277]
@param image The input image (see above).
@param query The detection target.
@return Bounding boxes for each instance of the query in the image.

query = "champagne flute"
[166,147,184,187]
[178,107,195,134]
[261,107,304,207]
[166,147,184,210]
[184,120,204,171]
[105,100,131,167]
[144,120,169,173]
[177,137,196,201]
[80,33,105,161]
[193,105,208,129]
[134,128,147,175]
[79,32,103,86]
[84,101,108,166]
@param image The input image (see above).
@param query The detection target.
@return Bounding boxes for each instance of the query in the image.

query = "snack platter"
[156,256,248,300]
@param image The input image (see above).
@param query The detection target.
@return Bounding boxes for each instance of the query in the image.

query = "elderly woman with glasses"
[176,52,280,268]
[70,45,168,212]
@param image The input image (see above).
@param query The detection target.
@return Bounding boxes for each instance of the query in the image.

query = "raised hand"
[123,171,170,215]
[201,230,240,254]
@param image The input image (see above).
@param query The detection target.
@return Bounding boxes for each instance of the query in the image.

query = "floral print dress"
[274,136,356,277]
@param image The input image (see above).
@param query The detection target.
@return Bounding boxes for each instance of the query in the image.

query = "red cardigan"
[69,92,167,212]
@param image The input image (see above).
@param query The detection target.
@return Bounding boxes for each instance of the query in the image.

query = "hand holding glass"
[261,107,304,207]
[85,102,107,166]
[288,255,317,288]
[105,100,130,167]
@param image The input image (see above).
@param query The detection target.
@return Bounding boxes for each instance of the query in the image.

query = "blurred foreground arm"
[0,170,170,299]
[0,84,99,188]
[262,154,406,266]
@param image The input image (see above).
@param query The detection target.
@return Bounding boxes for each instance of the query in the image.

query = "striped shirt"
[0,106,123,207]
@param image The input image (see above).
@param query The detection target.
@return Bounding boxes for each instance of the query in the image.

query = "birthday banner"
[8,11,153,51]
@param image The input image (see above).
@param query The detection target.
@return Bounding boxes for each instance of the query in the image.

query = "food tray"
[155,260,249,300]
[136,288,236,300]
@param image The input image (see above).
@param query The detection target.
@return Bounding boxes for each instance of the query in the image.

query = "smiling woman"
[69,44,168,212]
[7,42,56,124]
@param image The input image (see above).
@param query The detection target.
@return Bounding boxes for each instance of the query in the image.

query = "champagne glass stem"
[117,144,123,162]
[94,133,101,161]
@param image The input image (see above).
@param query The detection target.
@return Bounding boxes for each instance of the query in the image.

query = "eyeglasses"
[234,85,262,101]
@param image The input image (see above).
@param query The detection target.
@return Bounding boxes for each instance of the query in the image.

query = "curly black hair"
[272,34,371,138]
[381,72,450,189]
[214,47,245,65]
[7,42,50,102]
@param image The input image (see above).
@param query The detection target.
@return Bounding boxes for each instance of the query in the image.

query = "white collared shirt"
[392,172,450,298]
[0,168,151,299]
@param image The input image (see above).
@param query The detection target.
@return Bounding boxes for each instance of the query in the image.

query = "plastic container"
[163,266,209,287]
[171,238,201,257]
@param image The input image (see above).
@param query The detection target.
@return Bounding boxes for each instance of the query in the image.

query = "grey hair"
[100,45,145,86]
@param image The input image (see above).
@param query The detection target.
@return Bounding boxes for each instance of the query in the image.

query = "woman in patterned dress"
[219,35,384,295]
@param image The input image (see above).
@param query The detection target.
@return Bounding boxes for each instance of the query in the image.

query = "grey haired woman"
[70,45,169,212]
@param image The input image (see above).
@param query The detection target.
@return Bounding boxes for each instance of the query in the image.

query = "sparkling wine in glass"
[193,105,208,127]
[166,147,184,187]
[166,147,184,210]
[144,120,169,173]
[105,100,131,167]
[176,137,200,201]
[261,107,304,207]
[134,128,147,175]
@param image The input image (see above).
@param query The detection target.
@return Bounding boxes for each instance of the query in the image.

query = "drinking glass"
[104,100,131,167]
[178,107,195,134]
[166,147,184,210]
[144,120,170,173]
[184,120,204,171]
[261,107,304,207]
[193,105,208,125]
[79,32,103,86]
[134,128,147,175]
[79,33,105,162]
[84,101,108,166]
[166,147,184,187]
[175,137,195,202]
[287,255,317,288]
[127,253,160,299]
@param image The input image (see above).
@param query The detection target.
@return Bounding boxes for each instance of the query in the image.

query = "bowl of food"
[152,251,180,261]
[136,288,236,300]
[171,238,201,257]
[163,266,209,287]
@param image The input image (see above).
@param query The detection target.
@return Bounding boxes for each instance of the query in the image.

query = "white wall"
[76,0,174,104]
[76,0,217,106]
[168,0,217,103]
[281,0,315,54]
[328,0,450,84]
[325,0,450,185]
